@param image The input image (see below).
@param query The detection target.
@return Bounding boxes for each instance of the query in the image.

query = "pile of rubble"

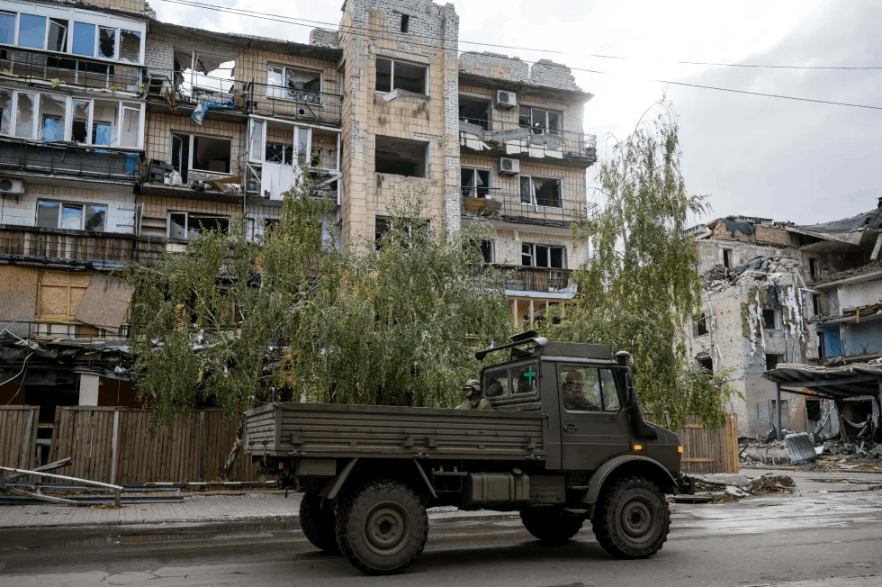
[674,473,796,503]
[739,434,882,470]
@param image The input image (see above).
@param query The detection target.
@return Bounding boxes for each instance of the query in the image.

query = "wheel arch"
[584,455,677,505]
[323,458,436,501]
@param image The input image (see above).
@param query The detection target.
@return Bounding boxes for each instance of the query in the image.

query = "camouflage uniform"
[456,379,494,410]
[561,383,599,411]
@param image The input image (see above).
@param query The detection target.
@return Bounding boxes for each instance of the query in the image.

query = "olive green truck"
[244,333,693,575]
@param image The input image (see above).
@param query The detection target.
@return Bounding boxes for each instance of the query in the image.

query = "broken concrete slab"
[785,432,819,464]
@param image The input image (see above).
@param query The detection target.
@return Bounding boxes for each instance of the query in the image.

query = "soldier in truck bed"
[456,379,494,410]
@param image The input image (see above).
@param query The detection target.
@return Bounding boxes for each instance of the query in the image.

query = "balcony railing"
[460,120,597,164]
[460,183,588,228]
[491,264,575,294]
[0,225,167,268]
[1,49,143,93]
[0,140,140,181]
[244,81,343,126]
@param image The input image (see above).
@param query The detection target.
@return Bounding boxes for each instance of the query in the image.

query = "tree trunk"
[219,418,245,480]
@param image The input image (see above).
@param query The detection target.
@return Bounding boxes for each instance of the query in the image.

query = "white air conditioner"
[495,90,517,108]
[0,178,24,196]
[499,157,520,175]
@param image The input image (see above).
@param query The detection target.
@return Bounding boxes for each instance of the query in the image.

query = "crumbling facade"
[688,207,882,440]
[0,0,597,463]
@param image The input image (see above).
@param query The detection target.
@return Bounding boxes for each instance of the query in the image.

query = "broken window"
[808,257,818,279]
[522,243,565,268]
[765,353,782,371]
[0,88,11,136]
[400,14,410,33]
[36,201,106,231]
[461,168,489,198]
[168,212,229,240]
[806,399,822,422]
[120,103,139,148]
[266,142,293,165]
[98,26,116,59]
[39,94,66,141]
[459,96,490,129]
[520,176,561,207]
[722,248,732,268]
[0,11,14,45]
[14,92,35,139]
[375,135,427,177]
[375,215,428,249]
[762,308,777,330]
[18,14,46,50]
[48,18,68,52]
[519,106,561,135]
[697,357,713,374]
[696,313,709,336]
[172,133,232,180]
[118,30,140,63]
[481,240,494,264]
[267,65,322,102]
[72,22,95,56]
[92,100,118,146]
[375,58,427,94]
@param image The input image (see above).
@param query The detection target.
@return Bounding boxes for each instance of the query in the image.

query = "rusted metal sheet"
[245,403,547,462]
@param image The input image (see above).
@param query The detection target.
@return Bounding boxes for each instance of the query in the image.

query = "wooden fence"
[679,413,740,474]
[47,407,259,485]
[0,406,39,470]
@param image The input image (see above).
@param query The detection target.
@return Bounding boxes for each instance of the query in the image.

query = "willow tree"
[120,185,512,467]
[546,103,735,430]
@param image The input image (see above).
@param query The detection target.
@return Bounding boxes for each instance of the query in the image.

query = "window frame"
[247,118,312,167]
[519,105,562,136]
[519,175,562,208]
[375,57,428,95]
[559,365,622,413]
[458,94,490,129]
[460,166,490,198]
[167,211,230,240]
[266,63,323,103]
[170,131,233,179]
[521,242,566,269]
[0,6,144,64]
[0,88,144,148]
[35,199,107,232]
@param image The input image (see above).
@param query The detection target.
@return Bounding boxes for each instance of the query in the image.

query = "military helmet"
[463,379,481,393]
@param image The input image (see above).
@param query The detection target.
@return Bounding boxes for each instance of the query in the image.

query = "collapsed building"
[688,206,882,447]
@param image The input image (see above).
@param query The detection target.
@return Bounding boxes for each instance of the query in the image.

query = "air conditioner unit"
[495,90,517,108]
[0,178,24,196]
[499,157,520,175]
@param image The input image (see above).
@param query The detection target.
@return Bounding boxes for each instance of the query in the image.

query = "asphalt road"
[2,483,882,586]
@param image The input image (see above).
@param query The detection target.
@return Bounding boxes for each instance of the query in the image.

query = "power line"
[152,0,882,111]
[157,0,882,71]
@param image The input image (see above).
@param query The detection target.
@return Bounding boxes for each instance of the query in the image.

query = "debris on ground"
[674,473,796,504]
[740,436,882,469]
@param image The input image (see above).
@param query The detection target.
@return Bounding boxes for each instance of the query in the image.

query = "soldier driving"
[456,379,494,410]
[561,370,598,410]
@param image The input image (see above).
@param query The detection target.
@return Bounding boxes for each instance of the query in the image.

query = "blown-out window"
[375,135,427,177]
[376,58,427,94]
[267,65,322,103]
[520,176,561,207]
[519,106,561,135]
[461,168,489,198]
[36,201,106,231]
[522,243,565,268]
[168,212,229,240]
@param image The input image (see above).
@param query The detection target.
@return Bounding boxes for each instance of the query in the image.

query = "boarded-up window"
[36,271,92,322]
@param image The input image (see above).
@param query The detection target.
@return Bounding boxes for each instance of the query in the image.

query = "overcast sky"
[152,0,882,227]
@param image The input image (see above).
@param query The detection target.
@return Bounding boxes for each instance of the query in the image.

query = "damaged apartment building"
[687,206,882,446]
[1,0,597,464]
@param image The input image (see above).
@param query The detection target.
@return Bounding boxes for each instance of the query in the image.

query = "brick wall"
[0,182,135,233]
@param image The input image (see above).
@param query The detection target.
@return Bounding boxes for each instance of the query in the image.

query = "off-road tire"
[335,479,428,575]
[520,506,584,544]
[299,492,339,553]
[592,476,670,559]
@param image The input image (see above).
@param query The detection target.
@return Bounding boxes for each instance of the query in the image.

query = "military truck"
[244,332,692,575]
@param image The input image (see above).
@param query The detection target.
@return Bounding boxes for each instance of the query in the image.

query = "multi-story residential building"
[0,0,597,463]
[686,207,882,441]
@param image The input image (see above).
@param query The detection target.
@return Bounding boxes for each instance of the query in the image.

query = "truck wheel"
[335,480,428,575]
[520,507,583,544]
[592,476,670,559]
[299,492,339,553]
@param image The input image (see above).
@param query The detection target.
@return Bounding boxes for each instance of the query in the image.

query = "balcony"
[491,264,575,295]
[0,140,140,182]
[460,121,597,166]
[1,49,143,93]
[0,225,167,269]
[245,81,343,127]
[460,182,587,228]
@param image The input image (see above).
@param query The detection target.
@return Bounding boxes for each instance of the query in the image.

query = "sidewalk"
[0,490,520,529]
[2,467,880,530]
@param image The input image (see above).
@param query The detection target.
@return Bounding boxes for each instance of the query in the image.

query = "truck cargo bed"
[244,403,547,461]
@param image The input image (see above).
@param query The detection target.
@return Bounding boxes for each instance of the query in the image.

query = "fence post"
[110,409,120,485]
[199,411,206,482]
[18,408,36,470]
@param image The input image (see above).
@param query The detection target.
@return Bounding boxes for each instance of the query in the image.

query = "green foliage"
[119,183,511,429]
[545,102,736,430]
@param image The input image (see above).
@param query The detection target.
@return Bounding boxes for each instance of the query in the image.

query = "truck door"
[557,364,632,470]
